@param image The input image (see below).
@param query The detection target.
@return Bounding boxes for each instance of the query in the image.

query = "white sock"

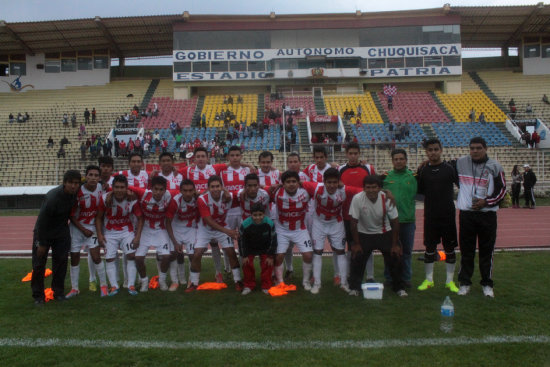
[366,254,374,279]
[122,254,128,285]
[126,260,137,288]
[275,264,284,284]
[284,249,294,271]
[223,251,231,273]
[337,254,348,286]
[190,271,200,285]
[94,261,107,287]
[211,246,222,274]
[312,254,322,286]
[70,265,80,290]
[106,261,118,289]
[159,271,167,285]
[87,254,96,282]
[302,262,313,284]
[446,262,456,284]
[177,262,186,283]
[169,260,178,283]
[332,254,340,278]
[425,262,434,282]
[232,267,242,282]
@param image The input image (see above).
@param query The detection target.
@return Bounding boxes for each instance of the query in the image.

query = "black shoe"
[34,298,45,306]
[54,295,67,302]
[366,278,376,283]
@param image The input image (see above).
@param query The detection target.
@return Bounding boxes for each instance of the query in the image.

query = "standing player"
[66,165,109,298]
[257,151,280,187]
[416,138,459,293]
[303,146,332,182]
[301,168,362,294]
[339,142,376,283]
[187,176,243,292]
[96,175,144,296]
[118,153,149,188]
[271,171,313,290]
[155,152,183,190]
[238,173,271,220]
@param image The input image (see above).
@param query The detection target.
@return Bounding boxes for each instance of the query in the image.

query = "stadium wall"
[110,66,172,79]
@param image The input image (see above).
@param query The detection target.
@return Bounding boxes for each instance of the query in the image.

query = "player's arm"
[131,206,144,249]
[127,186,146,199]
[70,215,93,237]
[164,200,180,252]
[301,181,319,197]
[203,215,238,240]
[95,209,106,247]
[213,163,227,175]
[483,168,507,208]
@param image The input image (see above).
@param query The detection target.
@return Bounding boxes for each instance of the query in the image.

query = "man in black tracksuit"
[523,164,537,209]
[31,170,81,304]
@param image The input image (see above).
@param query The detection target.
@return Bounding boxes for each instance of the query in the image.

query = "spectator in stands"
[91,108,96,123]
[102,140,110,157]
[161,138,168,153]
[345,134,351,144]
[237,95,243,104]
[60,136,70,147]
[79,123,86,137]
[508,98,515,108]
[114,138,119,157]
[357,105,362,118]
[511,165,522,209]
[311,135,319,144]
[353,135,358,143]
[526,104,533,114]
[170,120,177,137]
[9,113,14,123]
[57,146,66,159]
[223,96,228,104]
[80,142,87,160]
[469,108,476,123]
[119,139,127,157]
[144,141,150,158]
[523,164,537,209]
[71,113,77,127]
[404,123,410,137]
[24,112,30,121]
[531,131,540,149]
[478,112,486,124]
[228,95,234,105]
[343,109,349,119]
[17,113,24,122]
[90,143,97,159]
[131,108,139,120]
[522,131,531,148]
[510,104,517,119]
[543,94,549,105]
[153,102,159,116]
[134,137,142,154]
[62,113,68,127]
[84,108,90,124]
[46,136,54,149]
[128,138,135,154]
[388,95,393,110]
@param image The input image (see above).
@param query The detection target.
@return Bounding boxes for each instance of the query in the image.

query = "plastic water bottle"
[440,296,454,333]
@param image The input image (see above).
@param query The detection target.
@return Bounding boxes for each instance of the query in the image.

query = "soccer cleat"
[215,272,224,283]
[340,284,350,293]
[169,283,179,292]
[65,289,80,299]
[348,290,360,297]
[284,270,293,284]
[235,281,244,292]
[128,286,138,296]
[185,284,198,293]
[417,279,435,291]
[397,289,408,297]
[100,286,109,298]
[241,287,252,295]
[457,285,471,296]
[310,285,320,294]
[159,280,169,291]
[445,281,459,293]
[108,287,119,297]
[302,281,312,291]
[140,278,149,293]
[54,295,67,302]
[34,298,45,306]
[482,285,495,298]
[333,276,341,286]
[89,281,97,292]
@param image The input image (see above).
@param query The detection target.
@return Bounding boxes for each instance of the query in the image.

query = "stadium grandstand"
[1,4,550,208]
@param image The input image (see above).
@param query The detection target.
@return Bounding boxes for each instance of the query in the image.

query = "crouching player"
[187,176,243,292]
[238,203,277,295]
[96,175,144,296]
[301,168,362,294]
[67,165,109,298]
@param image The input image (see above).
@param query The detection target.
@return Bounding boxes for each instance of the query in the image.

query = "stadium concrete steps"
[257,94,264,123]
[494,122,523,147]
[370,92,390,124]
[313,93,327,116]
[420,123,437,141]
[468,72,508,113]
[139,79,160,112]
[298,120,309,146]
[428,91,455,122]
[192,96,205,127]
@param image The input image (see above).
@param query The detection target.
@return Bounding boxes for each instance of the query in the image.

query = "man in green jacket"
[382,148,417,288]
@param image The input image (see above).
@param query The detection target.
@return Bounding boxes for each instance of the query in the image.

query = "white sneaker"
[159,280,169,291]
[310,285,320,294]
[140,278,149,293]
[348,289,360,297]
[457,285,470,296]
[179,278,187,286]
[302,281,312,291]
[241,287,252,295]
[340,284,350,293]
[396,289,408,297]
[122,280,128,289]
[482,285,494,298]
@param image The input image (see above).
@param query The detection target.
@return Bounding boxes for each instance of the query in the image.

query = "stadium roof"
[0,4,549,58]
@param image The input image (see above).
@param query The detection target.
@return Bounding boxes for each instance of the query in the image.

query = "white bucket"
[361,283,384,299]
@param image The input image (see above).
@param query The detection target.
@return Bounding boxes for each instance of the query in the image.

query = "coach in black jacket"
[523,164,537,209]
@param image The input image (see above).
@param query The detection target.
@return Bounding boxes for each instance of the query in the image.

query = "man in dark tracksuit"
[455,137,506,298]
[31,170,81,304]
[523,164,537,209]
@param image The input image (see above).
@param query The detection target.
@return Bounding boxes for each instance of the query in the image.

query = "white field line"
[0,335,549,350]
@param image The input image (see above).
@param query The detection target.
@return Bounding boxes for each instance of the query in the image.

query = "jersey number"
[304,240,312,248]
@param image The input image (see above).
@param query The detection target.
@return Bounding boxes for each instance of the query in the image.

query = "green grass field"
[1,252,549,366]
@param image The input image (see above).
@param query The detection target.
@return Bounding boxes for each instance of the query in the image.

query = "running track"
[1,207,548,253]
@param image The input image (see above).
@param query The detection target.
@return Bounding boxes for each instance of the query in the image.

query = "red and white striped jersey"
[197,191,236,230]
[137,190,177,230]
[171,193,199,229]
[158,171,183,190]
[302,182,362,223]
[182,164,225,192]
[258,169,280,187]
[101,176,114,193]
[298,171,311,182]
[72,184,103,225]
[273,187,310,230]
[118,169,149,188]
[303,164,333,183]
[237,188,271,220]
[98,194,142,232]
[221,166,250,194]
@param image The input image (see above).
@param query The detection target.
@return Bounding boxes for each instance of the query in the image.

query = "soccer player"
[187,175,243,292]
[286,152,310,183]
[118,153,149,188]
[416,138,459,293]
[339,142,376,283]
[130,176,178,292]
[221,146,251,230]
[238,203,277,295]
[257,151,280,187]
[303,146,332,182]
[31,170,81,304]
[98,156,115,191]
[301,168,362,294]
[96,175,144,296]
[272,171,313,290]
[238,173,271,220]
[66,165,109,298]
[348,175,407,297]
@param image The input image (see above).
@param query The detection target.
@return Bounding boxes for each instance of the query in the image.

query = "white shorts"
[195,225,234,249]
[136,228,171,257]
[104,230,136,259]
[276,228,312,254]
[226,213,242,230]
[70,223,99,252]
[172,226,197,255]
[312,219,345,251]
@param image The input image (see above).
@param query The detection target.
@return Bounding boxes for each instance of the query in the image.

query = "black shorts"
[344,220,353,249]
[423,218,457,253]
